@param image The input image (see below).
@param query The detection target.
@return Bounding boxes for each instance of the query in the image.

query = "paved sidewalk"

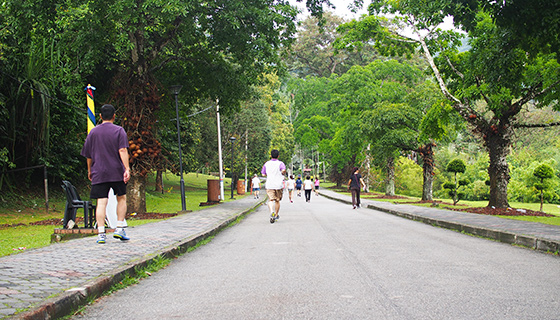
[320,189,560,254]
[1,196,264,320]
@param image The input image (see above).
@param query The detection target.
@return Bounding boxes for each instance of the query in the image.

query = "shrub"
[533,163,555,211]
[444,158,467,205]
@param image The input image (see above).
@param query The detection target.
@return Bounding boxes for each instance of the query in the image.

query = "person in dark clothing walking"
[303,176,313,202]
[295,175,303,197]
[81,104,130,244]
[348,167,366,209]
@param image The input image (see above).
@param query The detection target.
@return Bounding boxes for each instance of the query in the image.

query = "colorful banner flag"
[86,84,96,134]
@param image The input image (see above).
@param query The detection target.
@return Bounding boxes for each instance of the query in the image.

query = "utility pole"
[366,144,371,191]
[216,100,225,201]
[171,85,186,211]
[244,129,248,192]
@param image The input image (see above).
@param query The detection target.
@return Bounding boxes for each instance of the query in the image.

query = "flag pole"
[86,84,96,134]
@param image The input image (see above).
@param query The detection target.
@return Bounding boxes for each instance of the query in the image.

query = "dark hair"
[353,167,359,173]
[290,175,294,179]
[100,104,115,121]
[271,149,279,159]
[306,176,310,180]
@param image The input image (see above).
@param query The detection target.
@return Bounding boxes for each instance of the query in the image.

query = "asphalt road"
[74,192,560,320]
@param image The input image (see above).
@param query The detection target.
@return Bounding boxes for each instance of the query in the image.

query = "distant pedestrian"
[251,174,261,199]
[286,175,295,203]
[295,175,303,197]
[314,177,320,196]
[261,149,286,222]
[81,104,130,244]
[348,167,366,209]
[303,176,313,202]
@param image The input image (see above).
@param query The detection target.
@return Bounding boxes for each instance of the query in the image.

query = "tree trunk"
[486,127,512,208]
[127,173,146,214]
[418,143,434,201]
[540,189,544,212]
[453,172,458,205]
[155,170,163,193]
[385,156,395,196]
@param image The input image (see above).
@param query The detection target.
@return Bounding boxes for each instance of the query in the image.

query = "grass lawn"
[0,172,240,257]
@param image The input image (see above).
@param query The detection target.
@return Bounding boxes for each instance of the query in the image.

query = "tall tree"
[263,74,295,166]
[291,59,425,187]
[0,1,88,188]
[54,0,299,213]
[224,89,273,181]
[445,0,560,58]
[286,12,377,78]
[361,102,421,196]
[336,1,560,208]
[409,82,463,200]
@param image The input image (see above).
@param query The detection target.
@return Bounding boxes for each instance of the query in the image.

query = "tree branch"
[514,121,560,128]
[445,55,464,79]
[475,76,492,106]
[306,124,333,139]
[511,78,560,116]
[530,78,560,101]
[153,16,184,57]
[415,33,461,105]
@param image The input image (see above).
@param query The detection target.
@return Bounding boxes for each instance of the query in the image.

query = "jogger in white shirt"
[261,149,286,222]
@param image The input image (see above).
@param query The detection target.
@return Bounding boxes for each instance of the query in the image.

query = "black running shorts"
[90,181,127,199]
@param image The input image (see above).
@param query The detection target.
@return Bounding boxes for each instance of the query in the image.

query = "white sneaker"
[97,233,106,244]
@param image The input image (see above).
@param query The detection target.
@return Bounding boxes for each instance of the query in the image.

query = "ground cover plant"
[0,173,235,257]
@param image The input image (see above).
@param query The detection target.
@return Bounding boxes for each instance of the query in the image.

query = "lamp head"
[170,85,183,95]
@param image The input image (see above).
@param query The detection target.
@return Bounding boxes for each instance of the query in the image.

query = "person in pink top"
[314,177,320,196]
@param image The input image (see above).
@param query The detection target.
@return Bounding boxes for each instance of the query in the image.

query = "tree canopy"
[335,0,560,208]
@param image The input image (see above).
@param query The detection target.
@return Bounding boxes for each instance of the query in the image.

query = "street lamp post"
[170,85,186,211]
[229,136,236,199]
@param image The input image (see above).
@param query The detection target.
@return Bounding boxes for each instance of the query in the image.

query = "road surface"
[74,192,560,319]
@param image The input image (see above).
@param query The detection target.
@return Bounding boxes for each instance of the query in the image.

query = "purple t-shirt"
[81,122,129,185]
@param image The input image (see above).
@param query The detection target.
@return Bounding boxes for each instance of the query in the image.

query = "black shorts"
[296,186,302,190]
[90,181,127,199]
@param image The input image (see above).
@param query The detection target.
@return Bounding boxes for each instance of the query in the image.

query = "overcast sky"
[289,0,456,38]
[289,0,368,21]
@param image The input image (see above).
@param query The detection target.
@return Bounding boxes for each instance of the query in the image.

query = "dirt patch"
[400,200,468,207]
[30,218,63,226]
[449,206,555,217]
[126,212,178,220]
[398,200,554,217]
[366,194,410,200]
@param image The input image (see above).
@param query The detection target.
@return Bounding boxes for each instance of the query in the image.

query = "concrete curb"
[319,191,560,254]
[13,199,266,320]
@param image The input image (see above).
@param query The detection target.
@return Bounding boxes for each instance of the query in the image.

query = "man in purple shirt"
[261,149,286,223]
[81,104,130,244]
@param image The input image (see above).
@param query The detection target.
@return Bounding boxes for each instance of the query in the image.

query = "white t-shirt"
[261,159,286,190]
[303,179,314,190]
[286,179,295,190]
[251,177,261,189]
